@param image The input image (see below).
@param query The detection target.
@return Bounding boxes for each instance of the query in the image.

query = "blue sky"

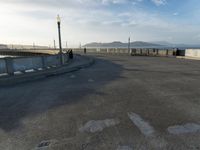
[0,0,200,47]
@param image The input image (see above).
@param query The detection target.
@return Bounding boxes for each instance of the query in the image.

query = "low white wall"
[0,59,6,74]
[0,53,69,75]
[74,48,175,56]
[13,57,43,72]
[185,49,200,58]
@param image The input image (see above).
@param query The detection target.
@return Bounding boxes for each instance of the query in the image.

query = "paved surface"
[0,54,200,150]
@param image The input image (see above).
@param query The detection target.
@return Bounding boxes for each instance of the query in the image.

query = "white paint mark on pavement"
[167,123,200,135]
[128,112,168,149]
[88,79,94,82]
[70,74,76,78]
[128,112,155,137]
[79,119,120,133]
[116,145,133,150]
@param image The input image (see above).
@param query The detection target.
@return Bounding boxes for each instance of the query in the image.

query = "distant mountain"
[151,41,200,49]
[84,41,163,48]
[150,41,173,46]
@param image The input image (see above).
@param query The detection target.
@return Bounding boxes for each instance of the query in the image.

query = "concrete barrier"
[0,59,6,74]
[0,53,69,76]
[13,57,43,72]
[73,48,176,57]
[130,48,174,57]
[185,49,200,58]
[45,55,60,67]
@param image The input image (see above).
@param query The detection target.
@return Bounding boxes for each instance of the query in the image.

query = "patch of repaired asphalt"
[79,119,120,133]
[167,123,200,135]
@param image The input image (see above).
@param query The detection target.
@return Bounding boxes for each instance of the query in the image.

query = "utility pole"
[33,42,35,50]
[66,41,68,48]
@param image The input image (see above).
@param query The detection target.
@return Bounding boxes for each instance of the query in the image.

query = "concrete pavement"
[0,54,200,150]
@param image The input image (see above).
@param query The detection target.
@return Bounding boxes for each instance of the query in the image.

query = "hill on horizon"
[83,41,163,48]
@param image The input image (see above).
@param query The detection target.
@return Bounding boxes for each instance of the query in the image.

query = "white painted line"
[79,119,120,133]
[128,112,155,137]
[167,123,200,135]
[128,112,168,149]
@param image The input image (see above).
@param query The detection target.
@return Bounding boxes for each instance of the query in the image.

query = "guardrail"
[0,53,69,76]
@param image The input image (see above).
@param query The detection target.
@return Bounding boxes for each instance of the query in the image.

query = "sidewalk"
[177,56,200,60]
[0,55,94,86]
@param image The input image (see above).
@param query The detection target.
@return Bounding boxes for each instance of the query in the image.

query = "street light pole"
[54,39,56,49]
[57,15,63,65]
[128,37,130,53]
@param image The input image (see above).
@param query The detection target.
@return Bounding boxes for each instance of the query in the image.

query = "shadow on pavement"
[0,56,124,131]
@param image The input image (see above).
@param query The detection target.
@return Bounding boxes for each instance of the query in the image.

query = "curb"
[0,55,95,86]
[176,56,200,61]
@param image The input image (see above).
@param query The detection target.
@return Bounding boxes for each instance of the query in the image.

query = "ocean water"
[0,55,16,58]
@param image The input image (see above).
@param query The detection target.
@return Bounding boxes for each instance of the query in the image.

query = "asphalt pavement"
[0,54,200,150]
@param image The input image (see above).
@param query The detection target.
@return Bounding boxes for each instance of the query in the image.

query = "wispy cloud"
[151,0,167,6]
[0,0,200,46]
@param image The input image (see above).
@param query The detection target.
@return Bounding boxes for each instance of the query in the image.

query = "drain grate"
[36,139,58,149]
[37,140,51,148]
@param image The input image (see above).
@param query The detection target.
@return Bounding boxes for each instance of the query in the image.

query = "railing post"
[63,53,68,64]
[5,57,14,75]
[42,56,47,68]
[166,49,169,56]
[157,49,159,56]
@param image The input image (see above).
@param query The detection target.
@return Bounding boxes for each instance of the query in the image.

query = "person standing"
[84,48,87,54]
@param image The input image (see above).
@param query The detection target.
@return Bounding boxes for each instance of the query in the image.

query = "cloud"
[151,0,167,6]
[0,0,200,46]
[173,12,179,16]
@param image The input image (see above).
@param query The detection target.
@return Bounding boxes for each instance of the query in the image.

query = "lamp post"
[128,37,131,53]
[57,15,63,65]
[54,39,56,49]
